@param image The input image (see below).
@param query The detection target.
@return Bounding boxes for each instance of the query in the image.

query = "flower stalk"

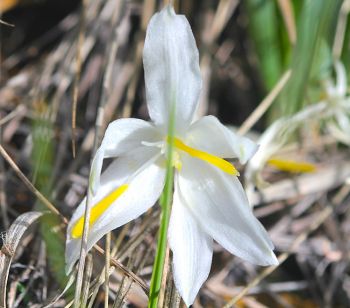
[149,103,176,308]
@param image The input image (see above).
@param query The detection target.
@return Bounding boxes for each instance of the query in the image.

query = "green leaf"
[245,0,284,90]
[282,0,342,116]
[31,107,68,289]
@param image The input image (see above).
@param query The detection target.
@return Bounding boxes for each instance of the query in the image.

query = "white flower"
[245,61,349,196]
[324,61,350,144]
[245,102,326,193]
[65,5,278,306]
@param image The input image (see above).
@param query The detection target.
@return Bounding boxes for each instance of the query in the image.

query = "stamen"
[267,158,316,173]
[71,184,128,239]
[172,137,239,176]
[173,151,182,170]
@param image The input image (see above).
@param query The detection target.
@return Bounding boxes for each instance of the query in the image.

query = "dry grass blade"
[0,211,44,308]
[0,144,67,224]
[332,0,350,58]
[238,70,291,136]
[80,253,93,307]
[0,129,9,230]
[0,19,14,27]
[277,0,297,45]
[43,272,76,308]
[71,0,88,158]
[104,232,111,308]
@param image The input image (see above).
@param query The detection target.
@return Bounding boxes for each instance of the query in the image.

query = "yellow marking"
[267,158,316,173]
[173,151,182,170]
[171,137,239,176]
[71,184,128,239]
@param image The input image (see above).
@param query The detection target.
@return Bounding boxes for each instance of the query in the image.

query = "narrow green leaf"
[282,0,342,116]
[31,108,68,289]
[245,0,283,90]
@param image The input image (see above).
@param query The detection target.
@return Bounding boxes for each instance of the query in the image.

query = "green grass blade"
[31,108,68,289]
[245,0,283,90]
[282,0,342,116]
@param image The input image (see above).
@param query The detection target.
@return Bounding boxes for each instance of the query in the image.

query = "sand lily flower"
[66,5,278,306]
[324,61,350,144]
[245,103,323,194]
[245,61,349,197]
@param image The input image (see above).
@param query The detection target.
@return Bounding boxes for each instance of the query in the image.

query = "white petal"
[90,118,160,194]
[178,156,278,266]
[335,61,347,97]
[100,118,160,157]
[335,110,350,134]
[168,176,213,306]
[143,5,202,132]
[187,115,257,163]
[65,147,165,273]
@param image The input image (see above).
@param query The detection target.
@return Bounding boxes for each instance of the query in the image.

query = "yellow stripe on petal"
[267,158,316,173]
[71,184,128,239]
[173,137,239,176]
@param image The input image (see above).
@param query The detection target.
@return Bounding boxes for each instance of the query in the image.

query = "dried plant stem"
[104,232,111,308]
[72,0,88,158]
[0,128,9,229]
[238,70,291,136]
[73,188,92,308]
[158,245,170,307]
[277,0,297,45]
[80,253,93,307]
[0,144,67,223]
[332,0,350,58]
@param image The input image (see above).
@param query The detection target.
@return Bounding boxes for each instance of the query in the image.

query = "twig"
[80,253,93,307]
[0,105,27,127]
[332,0,350,58]
[71,0,88,158]
[73,187,93,308]
[158,245,170,307]
[237,70,291,136]
[0,128,9,229]
[277,0,296,45]
[197,0,239,117]
[104,232,111,308]
[0,19,14,27]
[0,144,67,223]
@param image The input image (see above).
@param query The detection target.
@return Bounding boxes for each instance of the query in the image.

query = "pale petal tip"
[262,249,279,266]
[182,294,195,307]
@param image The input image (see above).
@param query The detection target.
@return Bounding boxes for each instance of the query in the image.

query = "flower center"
[170,137,239,176]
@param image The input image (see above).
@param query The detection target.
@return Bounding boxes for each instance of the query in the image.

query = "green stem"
[148,105,176,308]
